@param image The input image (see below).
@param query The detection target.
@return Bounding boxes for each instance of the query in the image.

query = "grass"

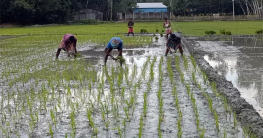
[1,21,263,36]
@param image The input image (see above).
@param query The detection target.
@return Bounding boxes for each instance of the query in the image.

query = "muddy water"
[76,36,244,138]
[187,36,263,117]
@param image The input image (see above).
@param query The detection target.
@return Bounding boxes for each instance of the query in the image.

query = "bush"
[225,31,232,35]
[220,30,226,35]
[155,36,159,41]
[205,30,216,35]
[160,33,163,37]
[140,29,147,33]
[162,30,164,33]
[156,29,159,33]
[255,29,263,35]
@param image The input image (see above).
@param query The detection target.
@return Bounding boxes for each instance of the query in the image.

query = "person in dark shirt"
[127,19,134,36]
[165,33,183,56]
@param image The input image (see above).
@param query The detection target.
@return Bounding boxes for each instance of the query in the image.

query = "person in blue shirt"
[104,37,123,65]
[165,32,183,56]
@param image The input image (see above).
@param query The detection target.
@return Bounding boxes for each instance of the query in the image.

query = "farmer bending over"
[104,37,123,65]
[165,33,183,56]
[127,19,134,36]
[56,34,77,59]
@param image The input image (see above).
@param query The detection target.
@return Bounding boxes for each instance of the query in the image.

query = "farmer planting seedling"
[104,37,123,65]
[165,33,183,56]
[56,34,77,59]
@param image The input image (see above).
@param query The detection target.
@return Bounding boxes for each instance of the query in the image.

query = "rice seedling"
[190,55,197,70]
[199,126,206,138]
[208,97,213,112]
[223,129,227,138]
[158,116,162,138]
[233,112,237,127]
[105,121,110,130]
[177,117,182,138]
[116,125,122,138]
[93,127,98,136]
[50,110,57,128]
[49,124,53,138]
[213,111,219,130]
[192,72,197,84]
[143,92,147,117]
[222,96,229,113]
[123,107,130,122]
[138,114,144,138]
[183,55,188,70]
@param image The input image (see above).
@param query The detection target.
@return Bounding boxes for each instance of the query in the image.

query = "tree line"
[0,0,262,25]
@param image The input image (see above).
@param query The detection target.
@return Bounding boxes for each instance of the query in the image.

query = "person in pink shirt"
[56,34,77,59]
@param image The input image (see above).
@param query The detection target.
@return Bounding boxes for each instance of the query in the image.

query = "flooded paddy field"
[0,34,259,138]
[184,36,263,137]
[185,36,263,117]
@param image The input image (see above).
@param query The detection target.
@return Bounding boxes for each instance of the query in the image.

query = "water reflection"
[200,37,263,117]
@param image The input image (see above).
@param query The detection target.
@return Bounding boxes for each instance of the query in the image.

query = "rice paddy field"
[0,21,262,138]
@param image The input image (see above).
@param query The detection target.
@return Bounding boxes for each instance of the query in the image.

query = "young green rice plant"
[183,55,188,70]
[190,55,197,70]
[49,123,53,138]
[202,71,208,84]
[124,107,130,122]
[242,126,257,138]
[211,82,220,97]
[101,108,106,122]
[116,125,122,138]
[180,72,185,83]
[93,127,98,136]
[177,117,182,138]
[138,114,144,138]
[175,94,180,111]
[50,110,57,128]
[105,121,110,130]
[30,113,35,127]
[208,97,213,112]
[222,96,229,113]
[233,112,237,127]
[223,129,227,138]
[121,86,125,99]
[143,92,147,117]
[70,111,76,135]
[158,116,162,138]
[192,72,197,84]
[213,110,219,130]
[199,126,206,138]
[150,63,154,81]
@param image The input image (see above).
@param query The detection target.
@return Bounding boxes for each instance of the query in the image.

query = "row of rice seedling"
[166,57,183,138]
[157,57,164,138]
[187,54,252,137]
[174,55,206,137]
[138,56,153,138]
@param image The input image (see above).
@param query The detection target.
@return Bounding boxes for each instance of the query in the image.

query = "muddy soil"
[73,36,245,138]
[183,36,263,137]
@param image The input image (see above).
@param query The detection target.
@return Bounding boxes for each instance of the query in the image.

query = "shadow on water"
[190,36,263,117]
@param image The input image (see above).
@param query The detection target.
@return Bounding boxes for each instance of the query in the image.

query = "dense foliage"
[0,0,261,24]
